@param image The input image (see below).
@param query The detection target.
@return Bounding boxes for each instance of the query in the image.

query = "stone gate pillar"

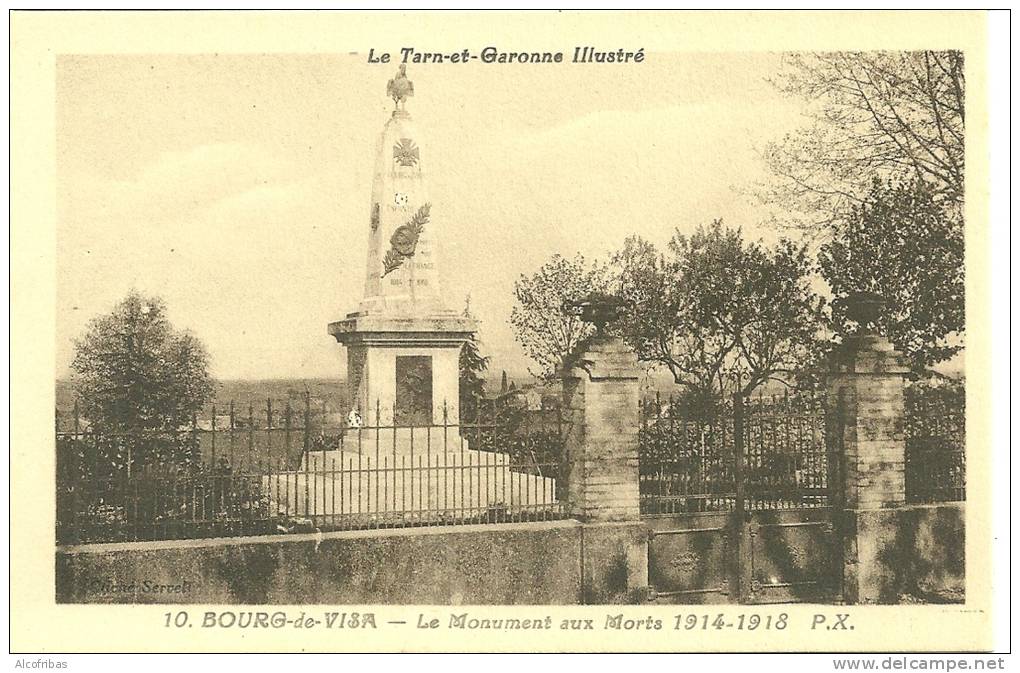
[561,334,642,521]
[829,332,909,509]
[560,330,649,604]
[827,294,910,603]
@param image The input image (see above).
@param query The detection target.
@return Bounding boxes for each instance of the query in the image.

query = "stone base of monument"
[326,427,488,457]
[298,448,511,473]
[266,449,556,527]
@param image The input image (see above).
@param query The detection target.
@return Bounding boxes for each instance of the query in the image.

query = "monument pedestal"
[329,311,478,434]
[337,427,469,456]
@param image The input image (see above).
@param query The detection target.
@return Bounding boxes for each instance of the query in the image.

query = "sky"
[56,52,806,381]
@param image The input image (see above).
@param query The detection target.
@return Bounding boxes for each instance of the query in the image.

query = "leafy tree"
[762,50,964,233]
[734,236,827,392]
[459,334,490,422]
[819,178,964,370]
[613,233,730,401]
[510,254,609,379]
[70,291,214,470]
[614,221,824,399]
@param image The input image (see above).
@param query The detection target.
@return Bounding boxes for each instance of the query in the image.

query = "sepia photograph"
[9,9,1006,656]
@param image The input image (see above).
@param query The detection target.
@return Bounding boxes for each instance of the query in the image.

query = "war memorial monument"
[272,69,557,522]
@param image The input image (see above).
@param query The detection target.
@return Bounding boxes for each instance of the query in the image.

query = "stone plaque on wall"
[394,355,433,426]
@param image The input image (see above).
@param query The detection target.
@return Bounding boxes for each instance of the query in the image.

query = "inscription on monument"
[394,355,433,426]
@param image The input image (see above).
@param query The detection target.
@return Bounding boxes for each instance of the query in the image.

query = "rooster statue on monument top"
[386,64,414,111]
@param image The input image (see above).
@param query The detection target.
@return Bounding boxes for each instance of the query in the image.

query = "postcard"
[9,9,999,654]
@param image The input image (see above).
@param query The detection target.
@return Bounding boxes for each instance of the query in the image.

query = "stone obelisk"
[329,67,478,446]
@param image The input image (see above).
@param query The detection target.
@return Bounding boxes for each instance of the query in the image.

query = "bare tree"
[762,50,964,233]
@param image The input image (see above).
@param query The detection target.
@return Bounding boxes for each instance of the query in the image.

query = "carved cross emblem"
[393,138,420,167]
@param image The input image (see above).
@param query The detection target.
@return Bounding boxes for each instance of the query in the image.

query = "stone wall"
[580,522,649,604]
[56,520,649,605]
[843,502,965,604]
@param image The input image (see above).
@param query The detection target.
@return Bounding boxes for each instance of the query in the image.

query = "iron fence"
[55,378,965,544]
[905,382,966,504]
[639,390,836,515]
[742,391,833,510]
[639,393,737,514]
[56,396,566,545]
[639,380,966,514]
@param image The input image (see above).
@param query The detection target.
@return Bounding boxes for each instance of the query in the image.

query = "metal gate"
[640,391,843,604]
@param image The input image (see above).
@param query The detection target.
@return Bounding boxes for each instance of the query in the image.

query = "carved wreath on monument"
[382,202,431,276]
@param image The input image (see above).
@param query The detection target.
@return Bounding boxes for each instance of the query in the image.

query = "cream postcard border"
[10,10,993,653]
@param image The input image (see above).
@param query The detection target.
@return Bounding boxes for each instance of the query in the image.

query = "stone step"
[299,448,511,472]
[331,427,471,455]
[265,458,558,521]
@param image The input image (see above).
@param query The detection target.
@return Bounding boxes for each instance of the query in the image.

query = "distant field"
[55,378,350,420]
[54,373,536,418]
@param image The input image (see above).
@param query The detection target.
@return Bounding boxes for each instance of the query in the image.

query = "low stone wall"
[846,502,965,604]
[56,520,649,605]
[581,521,649,604]
[55,502,963,606]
